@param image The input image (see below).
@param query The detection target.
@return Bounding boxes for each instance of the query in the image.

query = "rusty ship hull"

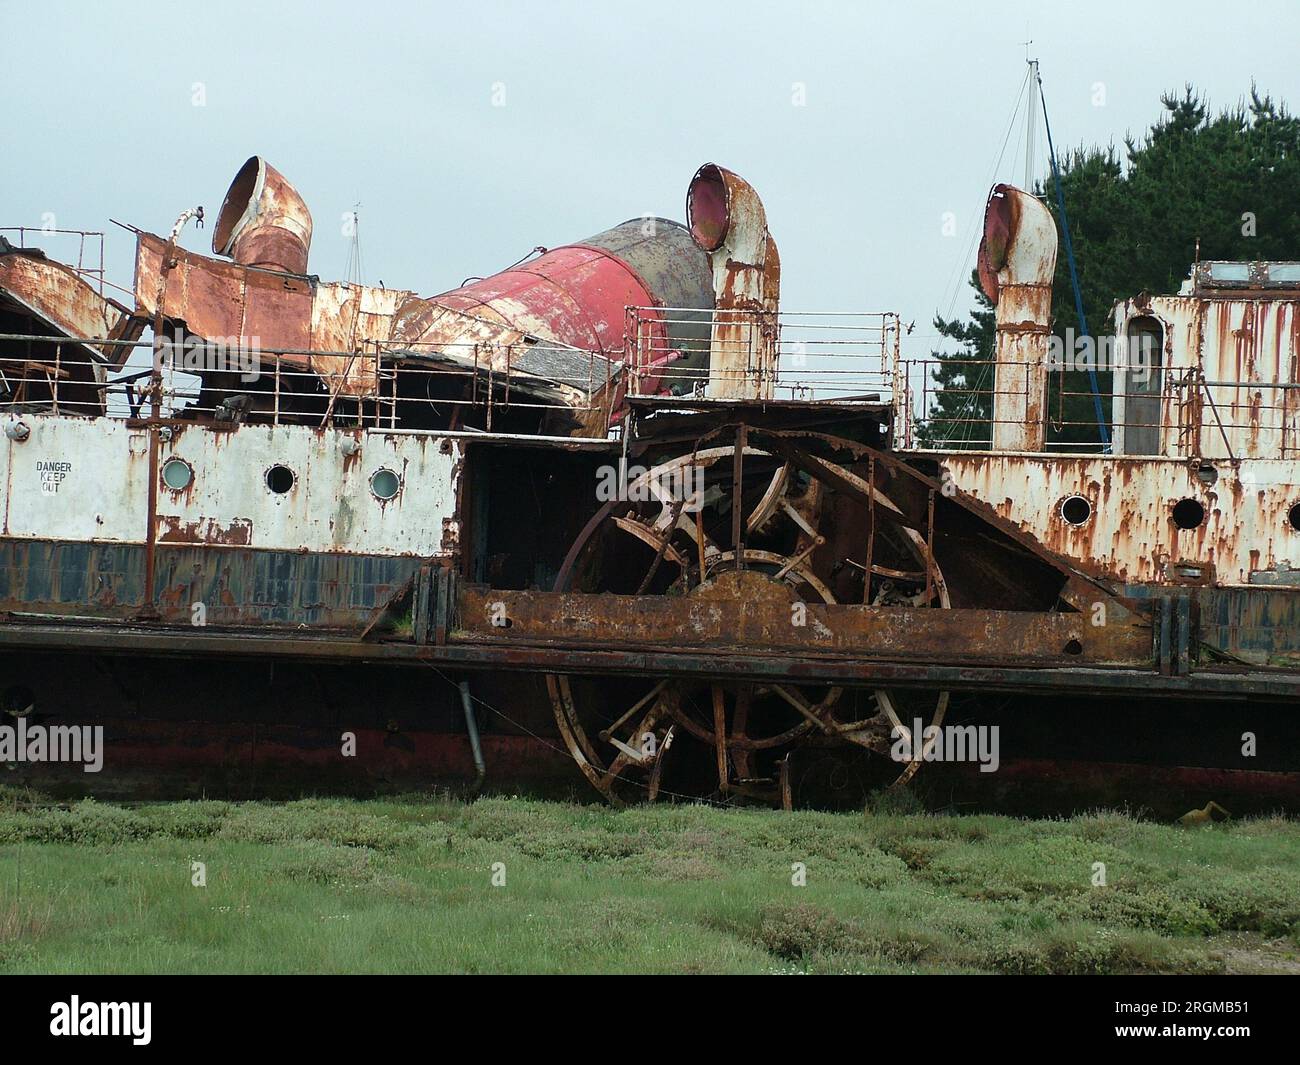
[1,164,1297,810]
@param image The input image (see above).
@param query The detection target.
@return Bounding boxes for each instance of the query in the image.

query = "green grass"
[0,789,1296,973]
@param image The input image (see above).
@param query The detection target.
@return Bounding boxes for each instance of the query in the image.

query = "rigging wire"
[344,202,365,287]
[930,65,1031,446]
[1037,68,1112,450]
[938,65,1031,321]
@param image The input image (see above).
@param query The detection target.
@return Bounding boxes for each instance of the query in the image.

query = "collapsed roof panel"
[129,157,718,414]
[0,238,132,416]
[0,239,126,362]
[133,230,411,397]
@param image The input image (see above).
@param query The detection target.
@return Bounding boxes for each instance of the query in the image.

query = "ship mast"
[1024,56,1039,191]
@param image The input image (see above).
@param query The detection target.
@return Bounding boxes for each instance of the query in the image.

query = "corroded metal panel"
[310,281,411,360]
[157,424,461,556]
[1112,294,1300,459]
[0,540,144,616]
[153,545,422,626]
[0,415,461,557]
[940,453,1300,586]
[134,232,413,396]
[1119,582,1300,668]
[0,249,124,357]
[1,415,150,542]
[0,538,422,627]
[454,585,1153,666]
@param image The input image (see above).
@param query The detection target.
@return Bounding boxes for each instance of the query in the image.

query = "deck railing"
[3,321,1296,459]
[622,307,900,405]
[0,333,614,429]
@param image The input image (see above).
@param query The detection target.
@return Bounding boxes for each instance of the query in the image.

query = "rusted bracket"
[417,564,458,646]
[1199,375,1238,465]
[731,423,747,568]
[1153,593,1195,676]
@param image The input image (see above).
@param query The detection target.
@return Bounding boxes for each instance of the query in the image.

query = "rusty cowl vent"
[212,156,313,274]
[978,183,1056,304]
[687,163,780,312]
[978,183,1058,451]
[686,163,780,399]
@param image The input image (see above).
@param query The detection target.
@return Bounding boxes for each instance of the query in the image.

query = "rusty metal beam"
[2,621,1299,699]
[731,423,746,566]
[453,586,1149,666]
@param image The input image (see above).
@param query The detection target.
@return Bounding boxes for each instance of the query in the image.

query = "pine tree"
[919,281,994,447]
[922,83,1300,449]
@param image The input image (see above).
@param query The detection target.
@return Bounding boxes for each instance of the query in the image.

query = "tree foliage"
[923,84,1300,448]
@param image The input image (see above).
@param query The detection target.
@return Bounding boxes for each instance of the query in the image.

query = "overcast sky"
[4,0,1297,361]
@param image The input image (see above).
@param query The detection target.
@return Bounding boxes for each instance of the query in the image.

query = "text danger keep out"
[37,459,71,493]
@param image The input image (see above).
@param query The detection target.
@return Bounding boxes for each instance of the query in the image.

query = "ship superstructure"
[1,162,1295,804]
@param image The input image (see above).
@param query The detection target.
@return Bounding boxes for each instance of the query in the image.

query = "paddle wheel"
[546,428,951,804]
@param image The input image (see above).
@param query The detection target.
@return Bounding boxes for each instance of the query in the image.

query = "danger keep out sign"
[37,459,72,494]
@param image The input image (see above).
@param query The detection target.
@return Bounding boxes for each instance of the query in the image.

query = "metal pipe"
[142,207,199,616]
[458,680,486,794]
[686,163,780,399]
[978,183,1057,451]
[213,157,312,274]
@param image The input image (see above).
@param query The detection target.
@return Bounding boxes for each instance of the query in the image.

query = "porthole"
[266,464,295,494]
[161,457,193,492]
[1288,502,1300,532]
[1172,497,1205,530]
[370,468,401,501]
[1060,495,1092,526]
